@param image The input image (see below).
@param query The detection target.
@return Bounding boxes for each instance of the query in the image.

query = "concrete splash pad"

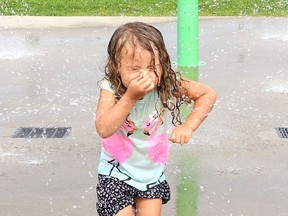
[0,16,288,216]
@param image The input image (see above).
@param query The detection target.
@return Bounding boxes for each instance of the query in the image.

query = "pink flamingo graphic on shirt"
[143,108,168,164]
[123,118,136,136]
[101,121,134,164]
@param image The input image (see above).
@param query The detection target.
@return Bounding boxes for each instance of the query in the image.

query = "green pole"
[177,0,199,81]
[176,1,199,215]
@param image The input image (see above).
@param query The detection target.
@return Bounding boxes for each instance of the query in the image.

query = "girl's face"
[118,43,162,88]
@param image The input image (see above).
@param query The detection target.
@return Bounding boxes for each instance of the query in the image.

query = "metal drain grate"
[12,127,71,138]
[275,127,288,139]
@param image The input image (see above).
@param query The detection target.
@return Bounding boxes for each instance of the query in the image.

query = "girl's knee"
[135,197,162,216]
[115,205,134,216]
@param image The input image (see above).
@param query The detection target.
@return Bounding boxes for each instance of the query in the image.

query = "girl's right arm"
[96,71,155,138]
[95,89,137,138]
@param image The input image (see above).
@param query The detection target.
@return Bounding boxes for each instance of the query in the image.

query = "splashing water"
[262,33,288,42]
[0,32,42,59]
[265,83,288,93]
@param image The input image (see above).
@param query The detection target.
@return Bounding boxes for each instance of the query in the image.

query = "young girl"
[95,22,216,216]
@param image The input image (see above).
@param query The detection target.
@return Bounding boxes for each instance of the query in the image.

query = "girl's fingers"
[138,74,154,90]
[169,133,175,143]
[169,132,189,145]
[179,135,184,145]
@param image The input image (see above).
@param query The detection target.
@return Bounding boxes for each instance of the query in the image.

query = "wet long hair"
[104,22,190,125]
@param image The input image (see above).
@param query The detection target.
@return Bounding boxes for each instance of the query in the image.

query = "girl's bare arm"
[96,73,155,138]
[169,79,217,144]
[95,89,137,138]
[182,79,217,131]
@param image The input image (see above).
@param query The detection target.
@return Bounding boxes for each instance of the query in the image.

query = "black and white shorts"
[96,174,170,216]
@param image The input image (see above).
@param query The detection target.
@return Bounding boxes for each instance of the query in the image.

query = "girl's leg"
[135,197,162,216]
[116,205,134,216]
[97,175,136,216]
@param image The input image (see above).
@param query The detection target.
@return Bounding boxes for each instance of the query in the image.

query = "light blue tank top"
[98,79,168,191]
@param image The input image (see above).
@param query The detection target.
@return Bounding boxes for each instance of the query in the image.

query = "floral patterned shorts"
[96,174,170,216]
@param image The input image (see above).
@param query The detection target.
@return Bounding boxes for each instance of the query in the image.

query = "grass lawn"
[1,0,288,16]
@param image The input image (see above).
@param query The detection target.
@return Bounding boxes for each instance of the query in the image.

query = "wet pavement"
[0,16,288,216]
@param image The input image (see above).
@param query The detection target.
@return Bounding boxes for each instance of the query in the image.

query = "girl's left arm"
[169,79,217,144]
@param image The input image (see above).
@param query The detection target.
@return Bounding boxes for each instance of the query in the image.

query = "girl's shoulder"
[99,78,115,94]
